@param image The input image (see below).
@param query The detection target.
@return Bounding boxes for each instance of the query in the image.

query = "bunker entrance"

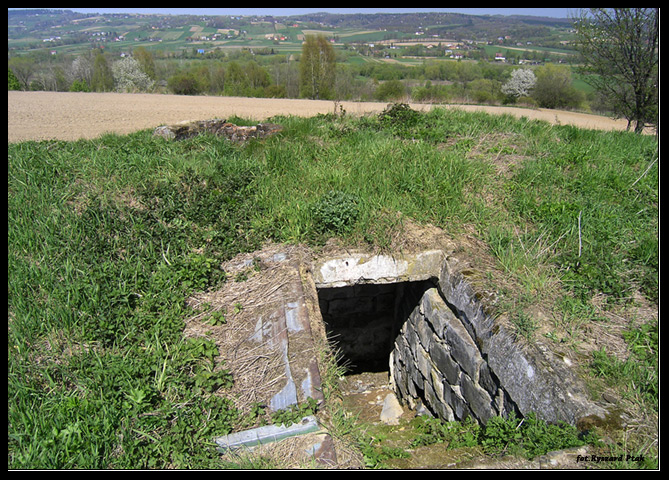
[317,281,433,375]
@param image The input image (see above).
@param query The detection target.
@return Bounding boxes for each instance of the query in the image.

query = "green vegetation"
[8,106,657,468]
[411,412,600,460]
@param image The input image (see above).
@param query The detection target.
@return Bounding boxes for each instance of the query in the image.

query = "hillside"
[8,8,576,58]
[8,102,658,469]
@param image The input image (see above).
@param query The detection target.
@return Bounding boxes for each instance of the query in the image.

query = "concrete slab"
[214,415,321,452]
[313,250,444,288]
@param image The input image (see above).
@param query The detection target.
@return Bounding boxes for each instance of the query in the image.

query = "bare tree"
[572,8,658,133]
[8,57,36,90]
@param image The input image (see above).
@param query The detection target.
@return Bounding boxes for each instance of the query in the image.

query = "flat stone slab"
[313,250,445,288]
[214,415,321,451]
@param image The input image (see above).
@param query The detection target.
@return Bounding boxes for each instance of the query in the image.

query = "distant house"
[494,52,506,62]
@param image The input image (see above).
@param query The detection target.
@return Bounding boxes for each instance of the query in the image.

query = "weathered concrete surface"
[314,250,445,288]
[214,415,321,451]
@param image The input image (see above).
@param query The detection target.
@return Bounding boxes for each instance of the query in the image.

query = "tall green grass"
[8,106,658,468]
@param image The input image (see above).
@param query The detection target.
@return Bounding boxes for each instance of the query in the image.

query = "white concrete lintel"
[314,250,444,288]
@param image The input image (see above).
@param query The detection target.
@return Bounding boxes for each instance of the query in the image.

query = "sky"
[48,8,575,19]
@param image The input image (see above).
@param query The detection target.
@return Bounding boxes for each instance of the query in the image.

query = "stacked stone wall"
[391,287,517,424]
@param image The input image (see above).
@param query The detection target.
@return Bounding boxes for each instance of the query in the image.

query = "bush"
[311,190,360,234]
[167,72,203,96]
[8,68,21,90]
[532,64,583,110]
[69,79,90,92]
[412,82,451,103]
[378,102,421,129]
[374,79,407,101]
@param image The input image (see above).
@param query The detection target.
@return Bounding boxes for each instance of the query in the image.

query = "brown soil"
[7,91,642,143]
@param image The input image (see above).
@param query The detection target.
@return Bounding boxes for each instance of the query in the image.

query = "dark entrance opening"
[317,280,433,375]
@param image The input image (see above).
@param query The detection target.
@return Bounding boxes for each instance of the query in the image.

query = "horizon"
[14,8,576,19]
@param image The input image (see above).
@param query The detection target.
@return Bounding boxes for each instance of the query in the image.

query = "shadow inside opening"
[317,280,433,375]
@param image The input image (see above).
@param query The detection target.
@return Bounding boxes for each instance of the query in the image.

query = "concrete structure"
[197,243,610,464]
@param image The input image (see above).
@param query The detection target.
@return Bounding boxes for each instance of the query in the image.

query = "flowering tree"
[112,57,154,93]
[501,68,536,99]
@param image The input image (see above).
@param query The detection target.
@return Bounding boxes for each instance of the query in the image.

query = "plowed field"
[8,91,638,143]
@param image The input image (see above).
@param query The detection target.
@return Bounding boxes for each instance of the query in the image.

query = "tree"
[299,35,336,100]
[8,68,21,90]
[8,57,36,90]
[572,8,658,133]
[532,64,583,110]
[167,71,202,96]
[91,53,114,92]
[112,57,154,93]
[374,79,406,102]
[501,68,536,100]
[133,47,156,80]
[224,61,247,96]
[69,55,93,88]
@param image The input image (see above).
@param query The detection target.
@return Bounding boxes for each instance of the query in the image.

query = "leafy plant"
[270,397,319,427]
[411,412,598,461]
[480,412,598,459]
[311,190,361,235]
[359,440,410,469]
[378,102,421,129]
[411,416,480,449]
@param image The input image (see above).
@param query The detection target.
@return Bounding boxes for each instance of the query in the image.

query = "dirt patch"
[8,91,644,143]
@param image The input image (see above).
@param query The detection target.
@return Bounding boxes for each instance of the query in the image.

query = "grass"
[8,105,658,468]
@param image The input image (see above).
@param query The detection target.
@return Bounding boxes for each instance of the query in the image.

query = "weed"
[412,412,599,461]
[511,312,539,342]
[411,416,480,449]
[270,397,319,427]
[311,190,361,235]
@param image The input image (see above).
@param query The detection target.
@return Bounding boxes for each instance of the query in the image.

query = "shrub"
[311,190,360,234]
[69,79,90,92]
[378,102,421,129]
[374,79,407,101]
[8,67,21,90]
[167,72,203,96]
